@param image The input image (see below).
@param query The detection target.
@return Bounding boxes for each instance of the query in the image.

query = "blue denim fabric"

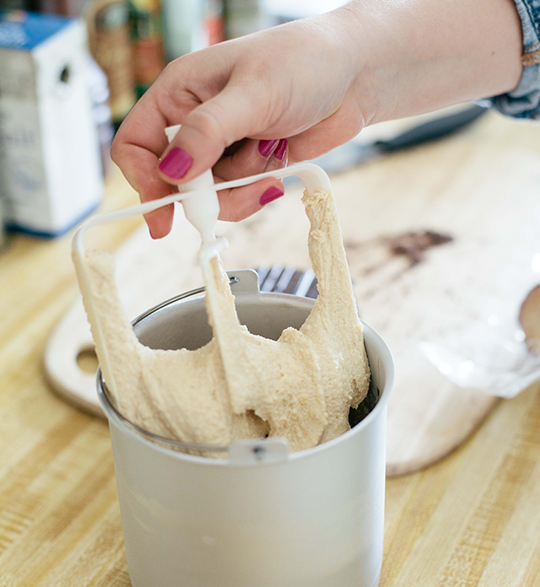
[480,0,540,119]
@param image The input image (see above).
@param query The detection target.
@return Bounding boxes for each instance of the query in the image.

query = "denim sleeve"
[479,0,540,120]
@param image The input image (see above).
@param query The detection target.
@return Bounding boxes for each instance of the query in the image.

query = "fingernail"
[260,186,284,206]
[258,139,279,157]
[158,147,193,179]
[274,138,288,161]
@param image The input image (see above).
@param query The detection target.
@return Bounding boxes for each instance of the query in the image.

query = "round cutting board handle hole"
[76,348,99,374]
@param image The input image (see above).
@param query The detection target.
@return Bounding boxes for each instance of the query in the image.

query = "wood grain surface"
[1,112,540,586]
[46,109,540,476]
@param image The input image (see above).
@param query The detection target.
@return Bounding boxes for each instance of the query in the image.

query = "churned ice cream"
[83,189,371,453]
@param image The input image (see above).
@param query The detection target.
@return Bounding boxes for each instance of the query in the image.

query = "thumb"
[157,85,266,184]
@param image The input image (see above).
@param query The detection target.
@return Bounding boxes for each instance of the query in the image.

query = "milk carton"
[0,10,102,237]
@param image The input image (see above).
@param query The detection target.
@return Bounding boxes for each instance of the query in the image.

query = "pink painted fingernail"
[258,139,279,157]
[260,186,284,206]
[158,147,193,179]
[274,138,288,161]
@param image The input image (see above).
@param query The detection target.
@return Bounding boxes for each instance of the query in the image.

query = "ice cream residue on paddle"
[82,189,371,453]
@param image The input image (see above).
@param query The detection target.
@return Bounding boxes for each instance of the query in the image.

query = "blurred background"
[0,0,487,245]
[0,0,354,242]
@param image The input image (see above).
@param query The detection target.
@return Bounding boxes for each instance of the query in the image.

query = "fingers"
[213,137,287,180]
[216,177,286,222]
[157,83,272,186]
[111,142,175,239]
[113,81,289,234]
[212,137,287,221]
[111,95,176,238]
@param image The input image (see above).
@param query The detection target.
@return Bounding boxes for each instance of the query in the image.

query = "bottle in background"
[205,0,224,46]
[37,0,79,16]
[160,0,204,61]
[128,0,165,98]
[85,0,136,128]
[222,0,266,39]
[160,0,223,62]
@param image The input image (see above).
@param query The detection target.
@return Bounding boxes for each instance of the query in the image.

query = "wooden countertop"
[1,112,539,586]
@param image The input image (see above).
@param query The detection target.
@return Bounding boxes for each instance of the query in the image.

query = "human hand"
[112,0,523,239]
[111,9,369,238]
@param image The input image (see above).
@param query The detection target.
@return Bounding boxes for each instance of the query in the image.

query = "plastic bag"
[420,234,540,399]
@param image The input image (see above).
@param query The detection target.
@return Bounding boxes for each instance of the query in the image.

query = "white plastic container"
[97,269,395,587]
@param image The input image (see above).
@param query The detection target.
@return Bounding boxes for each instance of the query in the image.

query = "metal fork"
[257,265,318,299]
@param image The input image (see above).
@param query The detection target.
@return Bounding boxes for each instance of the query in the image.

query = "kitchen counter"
[0,112,539,586]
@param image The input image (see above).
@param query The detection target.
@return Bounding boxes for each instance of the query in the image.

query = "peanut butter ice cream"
[83,189,370,453]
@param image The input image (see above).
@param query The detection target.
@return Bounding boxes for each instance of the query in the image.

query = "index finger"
[111,93,178,238]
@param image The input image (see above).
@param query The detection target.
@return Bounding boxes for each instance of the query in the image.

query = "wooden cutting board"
[44,113,540,476]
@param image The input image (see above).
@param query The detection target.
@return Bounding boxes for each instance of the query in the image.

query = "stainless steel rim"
[97,277,392,457]
[98,277,238,453]
[98,380,231,453]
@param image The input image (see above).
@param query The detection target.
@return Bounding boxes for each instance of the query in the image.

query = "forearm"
[333,0,524,124]
[112,0,526,233]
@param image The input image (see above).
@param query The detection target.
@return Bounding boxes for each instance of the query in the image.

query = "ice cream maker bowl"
[97,268,395,587]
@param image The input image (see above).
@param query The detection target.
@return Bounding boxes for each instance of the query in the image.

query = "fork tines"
[258,266,318,299]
